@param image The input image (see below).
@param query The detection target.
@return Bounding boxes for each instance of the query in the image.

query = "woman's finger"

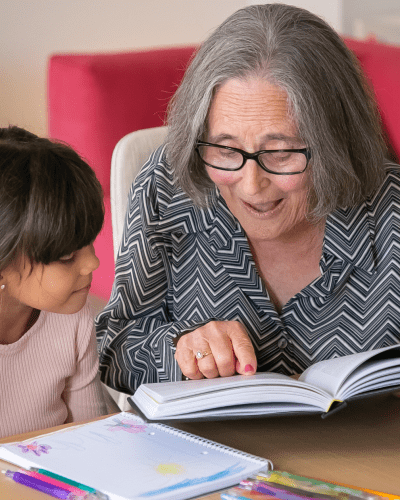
[194,322,239,377]
[207,335,237,377]
[175,320,256,379]
[205,321,256,376]
[195,349,219,379]
[229,328,257,375]
[174,343,203,379]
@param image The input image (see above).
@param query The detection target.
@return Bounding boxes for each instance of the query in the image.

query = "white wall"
[1,0,342,137]
[246,0,342,32]
[342,0,400,43]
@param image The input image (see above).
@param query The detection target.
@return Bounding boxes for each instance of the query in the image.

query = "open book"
[0,412,271,500]
[129,344,400,422]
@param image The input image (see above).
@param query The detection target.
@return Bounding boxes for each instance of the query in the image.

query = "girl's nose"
[80,245,100,275]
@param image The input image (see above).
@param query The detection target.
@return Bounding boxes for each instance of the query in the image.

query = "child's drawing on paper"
[106,418,147,433]
[16,442,51,456]
[155,463,186,475]
[139,463,246,497]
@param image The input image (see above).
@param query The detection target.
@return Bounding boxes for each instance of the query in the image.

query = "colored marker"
[241,479,330,500]
[30,467,108,500]
[221,486,275,499]
[254,471,383,500]
[23,469,87,496]
[2,470,88,500]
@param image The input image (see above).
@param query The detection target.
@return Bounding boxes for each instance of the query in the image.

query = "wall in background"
[342,0,400,42]
[1,0,244,137]
[247,0,342,32]
[1,0,341,138]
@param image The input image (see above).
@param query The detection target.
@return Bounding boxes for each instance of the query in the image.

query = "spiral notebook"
[0,412,271,500]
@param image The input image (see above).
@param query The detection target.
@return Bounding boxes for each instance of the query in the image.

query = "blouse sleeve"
[96,152,208,394]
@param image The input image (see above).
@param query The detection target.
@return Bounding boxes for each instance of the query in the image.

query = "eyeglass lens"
[197,144,307,173]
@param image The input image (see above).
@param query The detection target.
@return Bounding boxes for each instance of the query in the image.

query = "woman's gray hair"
[166,3,386,218]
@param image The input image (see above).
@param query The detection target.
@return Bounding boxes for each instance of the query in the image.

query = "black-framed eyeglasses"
[195,141,312,175]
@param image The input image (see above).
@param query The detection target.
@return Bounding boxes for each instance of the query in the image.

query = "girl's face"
[1,244,99,314]
[206,77,312,245]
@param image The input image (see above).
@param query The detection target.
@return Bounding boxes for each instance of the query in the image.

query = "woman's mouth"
[242,198,283,216]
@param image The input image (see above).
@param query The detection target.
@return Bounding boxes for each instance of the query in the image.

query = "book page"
[337,360,400,399]
[141,373,296,402]
[134,373,333,419]
[299,345,400,397]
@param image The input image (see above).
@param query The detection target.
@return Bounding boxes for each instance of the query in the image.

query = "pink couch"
[47,38,400,301]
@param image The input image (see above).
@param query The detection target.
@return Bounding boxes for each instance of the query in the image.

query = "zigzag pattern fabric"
[96,145,400,394]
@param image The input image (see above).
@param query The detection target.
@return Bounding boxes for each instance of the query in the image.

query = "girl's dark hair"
[0,126,104,271]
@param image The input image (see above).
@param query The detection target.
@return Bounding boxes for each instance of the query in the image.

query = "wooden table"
[1,393,400,499]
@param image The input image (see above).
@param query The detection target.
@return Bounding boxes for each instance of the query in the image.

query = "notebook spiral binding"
[151,420,273,470]
[123,411,272,469]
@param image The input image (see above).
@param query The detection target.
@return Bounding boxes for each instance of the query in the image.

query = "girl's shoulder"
[43,301,92,327]
[0,303,94,361]
[38,302,94,347]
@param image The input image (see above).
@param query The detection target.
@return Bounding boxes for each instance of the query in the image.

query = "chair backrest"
[110,126,168,260]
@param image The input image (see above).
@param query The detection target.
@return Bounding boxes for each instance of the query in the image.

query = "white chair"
[108,126,168,410]
[111,125,168,260]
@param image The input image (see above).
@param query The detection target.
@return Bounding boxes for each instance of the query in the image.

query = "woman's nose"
[80,245,100,275]
[240,160,270,195]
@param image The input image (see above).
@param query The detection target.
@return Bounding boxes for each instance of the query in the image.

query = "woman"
[96,4,399,394]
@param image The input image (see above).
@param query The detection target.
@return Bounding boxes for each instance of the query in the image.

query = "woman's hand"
[175,320,257,379]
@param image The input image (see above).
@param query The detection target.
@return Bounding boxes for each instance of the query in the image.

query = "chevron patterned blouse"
[96,145,400,394]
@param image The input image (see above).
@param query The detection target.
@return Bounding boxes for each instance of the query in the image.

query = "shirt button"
[278,338,288,349]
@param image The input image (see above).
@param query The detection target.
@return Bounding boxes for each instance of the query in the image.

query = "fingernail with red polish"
[245,364,254,373]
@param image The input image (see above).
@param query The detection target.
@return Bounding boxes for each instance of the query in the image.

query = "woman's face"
[205,77,312,244]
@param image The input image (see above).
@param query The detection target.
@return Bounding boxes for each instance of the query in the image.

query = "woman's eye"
[275,152,291,160]
[59,252,76,263]
[219,150,236,158]
[270,151,293,162]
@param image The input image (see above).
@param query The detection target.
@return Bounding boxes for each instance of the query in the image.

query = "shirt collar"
[323,201,376,275]
[155,187,240,247]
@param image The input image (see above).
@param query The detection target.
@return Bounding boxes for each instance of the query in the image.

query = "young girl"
[0,126,110,438]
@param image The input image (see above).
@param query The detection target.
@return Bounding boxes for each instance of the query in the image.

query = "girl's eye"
[59,252,76,263]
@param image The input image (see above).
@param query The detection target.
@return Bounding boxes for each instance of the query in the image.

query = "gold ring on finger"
[195,350,212,360]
